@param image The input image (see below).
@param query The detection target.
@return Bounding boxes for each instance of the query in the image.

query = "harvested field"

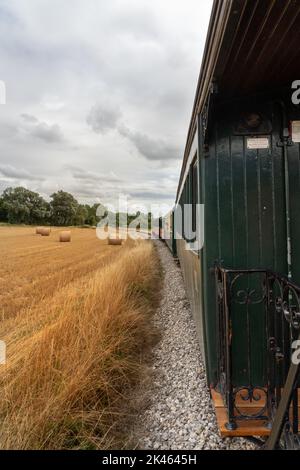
[0,226,160,450]
[0,226,124,321]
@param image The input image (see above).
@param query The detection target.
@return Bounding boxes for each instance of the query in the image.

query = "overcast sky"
[0,0,213,211]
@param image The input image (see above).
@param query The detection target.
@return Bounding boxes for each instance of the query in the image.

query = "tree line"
[0,186,153,228]
[0,187,100,226]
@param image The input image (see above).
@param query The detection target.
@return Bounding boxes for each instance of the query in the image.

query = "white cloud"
[40,95,65,111]
[0,0,213,207]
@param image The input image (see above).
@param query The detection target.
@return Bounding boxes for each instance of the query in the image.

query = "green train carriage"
[167,0,300,446]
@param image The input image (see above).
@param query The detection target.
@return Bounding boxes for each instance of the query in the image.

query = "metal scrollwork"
[270,281,300,329]
[215,265,300,434]
[230,273,266,305]
[234,288,263,305]
[233,386,268,420]
[275,296,283,313]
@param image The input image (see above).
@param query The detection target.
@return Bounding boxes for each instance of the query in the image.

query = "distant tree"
[1,187,50,224]
[0,186,109,227]
[126,213,138,227]
[73,204,89,226]
[148,212,152,231]
[84,204,98,226]
[0,196,8,222]
[50,191,79,226]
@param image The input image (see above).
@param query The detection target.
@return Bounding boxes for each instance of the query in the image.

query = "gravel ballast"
[136,241,256,450]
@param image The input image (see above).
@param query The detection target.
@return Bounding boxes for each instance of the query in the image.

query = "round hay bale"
[36,227,43,235]
[41,228,51,236]
[59,231,71,242]
[108,237,122,246]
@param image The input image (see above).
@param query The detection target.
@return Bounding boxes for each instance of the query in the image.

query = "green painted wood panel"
[202,96,300,387]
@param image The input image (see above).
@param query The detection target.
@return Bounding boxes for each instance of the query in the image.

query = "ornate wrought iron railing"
[215,265,300,448]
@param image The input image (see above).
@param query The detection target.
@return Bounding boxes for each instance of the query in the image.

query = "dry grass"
[0,226,124,321]
[0,227,160,449]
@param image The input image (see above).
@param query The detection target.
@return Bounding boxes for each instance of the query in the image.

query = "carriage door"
[230,100,300,390]
[211,99,300,391]
[225,103,289,390]
[213,101,299,430]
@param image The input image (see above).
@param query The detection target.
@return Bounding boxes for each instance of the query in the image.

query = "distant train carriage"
[166,0,300,448]
[159,210,177,256]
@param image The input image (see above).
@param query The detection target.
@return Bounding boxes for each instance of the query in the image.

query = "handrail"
[215,264,300,448]
[265,350,300,450]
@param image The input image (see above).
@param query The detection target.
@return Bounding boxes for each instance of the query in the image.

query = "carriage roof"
[177,0,300,199]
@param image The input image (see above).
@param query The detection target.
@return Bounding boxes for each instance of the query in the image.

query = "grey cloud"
[112,4,160,41]
[130,190,174,200]
[69,166,99,182]
[119,126,180,161]
[87,103,181,161]
[87,104,121,134]
[65,165,122,184]
[0,164,43,181]
[31,122,64,143]
[66,184,106,199]
[0,120,19,138]
[20,113,65,143]
[21,113,38,123]
[158,89,188,112]
[63,166,175,203]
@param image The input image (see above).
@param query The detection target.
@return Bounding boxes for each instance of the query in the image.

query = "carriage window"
[191,156,198,236]
[179,157,198,243]
[185,176,189,240]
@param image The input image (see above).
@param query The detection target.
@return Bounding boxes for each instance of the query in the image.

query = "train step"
[211,388,300,438]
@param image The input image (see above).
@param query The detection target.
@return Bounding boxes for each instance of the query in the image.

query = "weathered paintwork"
[164,211,177,256]
[174,0,300,393]
[176,239,206,367]
[203,96,300,386]
[176,93,300,389]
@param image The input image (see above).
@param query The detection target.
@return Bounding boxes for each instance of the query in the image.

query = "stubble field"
[0,226,160,449]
